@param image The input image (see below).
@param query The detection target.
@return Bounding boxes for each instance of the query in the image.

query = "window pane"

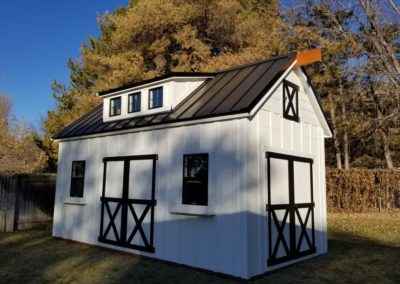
[184,155,208,179]
[182,154,208,206]
[149,87,163,109]
[70,161,85,198]
[129,93,141,113]
[110,97,121,116]
[70,178,84,198]
[72,161,85,177]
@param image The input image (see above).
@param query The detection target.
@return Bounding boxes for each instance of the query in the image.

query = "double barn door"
[98,155,157,253]
[266,152,316,266]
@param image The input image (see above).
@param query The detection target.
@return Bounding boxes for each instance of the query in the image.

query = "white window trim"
[169,152,216,216]
[64,198,87,206]
[65,161,86,204]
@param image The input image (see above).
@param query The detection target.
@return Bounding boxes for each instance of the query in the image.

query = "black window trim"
[109,96,122,117]
[282,79,300,122]
[148,87,163,109]
[182,153,209,206]
[128,92,141,113]
[70,160,86,198]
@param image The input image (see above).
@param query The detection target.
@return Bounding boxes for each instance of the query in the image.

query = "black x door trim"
[98,155,157,253]
[265,152,316,266]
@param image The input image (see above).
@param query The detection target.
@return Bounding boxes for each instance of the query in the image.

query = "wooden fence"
[326,168,400,212]
[0,174,56,232]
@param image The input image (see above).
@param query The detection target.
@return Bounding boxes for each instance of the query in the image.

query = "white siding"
[53,118,250,278]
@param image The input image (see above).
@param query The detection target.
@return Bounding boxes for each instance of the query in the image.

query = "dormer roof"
[98,72,214,96]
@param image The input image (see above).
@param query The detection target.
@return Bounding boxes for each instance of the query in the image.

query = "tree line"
[3,0,399,174]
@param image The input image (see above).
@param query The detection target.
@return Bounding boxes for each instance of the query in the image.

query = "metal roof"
[54,53,296,140]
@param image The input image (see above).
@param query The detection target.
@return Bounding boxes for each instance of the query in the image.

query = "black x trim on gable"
[283,80,299,122]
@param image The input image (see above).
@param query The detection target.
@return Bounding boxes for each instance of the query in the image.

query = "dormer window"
[109,97,121,116]
[283,80,299,122]
[149,87,163,109]
[101,76,209,123]
[128,92,141,113]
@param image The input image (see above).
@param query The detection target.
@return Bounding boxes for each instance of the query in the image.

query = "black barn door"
[266,152,315,266]
[98,155,157,253]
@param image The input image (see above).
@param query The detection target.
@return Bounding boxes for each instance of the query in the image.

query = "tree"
[283,0,362,169]
[284,0,399,169]
[0,95,47,175]
[43,0,288,164]
[43,0,399,169]
[356,0,400,169]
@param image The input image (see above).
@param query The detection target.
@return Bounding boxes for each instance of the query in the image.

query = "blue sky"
[0,1,127,129]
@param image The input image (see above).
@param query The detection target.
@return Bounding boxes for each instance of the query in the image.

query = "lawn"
[0,213,399,284]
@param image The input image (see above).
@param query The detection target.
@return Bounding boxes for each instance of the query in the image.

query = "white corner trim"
[249,60,298,118]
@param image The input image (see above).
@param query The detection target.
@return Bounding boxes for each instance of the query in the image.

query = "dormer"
[99,73,213,122]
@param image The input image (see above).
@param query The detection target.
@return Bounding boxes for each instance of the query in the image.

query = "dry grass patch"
[0,214,399,284]
[328,212,400,246]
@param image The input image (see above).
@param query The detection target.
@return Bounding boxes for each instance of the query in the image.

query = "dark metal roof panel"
[177,69,240,119]
[54,53,296,139]
[170,75,223,119]
[193,65,257,117]
[210,62,274,114]
[59,106,102,138]
[231,56,293,111]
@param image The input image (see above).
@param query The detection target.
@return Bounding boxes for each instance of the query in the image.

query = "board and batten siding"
[244,68,328,277]
[53,118,251,278]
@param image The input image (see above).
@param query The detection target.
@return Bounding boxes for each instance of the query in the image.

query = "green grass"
[0,213,399,284]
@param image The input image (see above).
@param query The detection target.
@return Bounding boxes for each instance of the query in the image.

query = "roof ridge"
[98,52,297,96]
[214,52,296,74]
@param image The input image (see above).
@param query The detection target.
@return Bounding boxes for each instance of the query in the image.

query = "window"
[128,92,141,113]
[283,80,299,122]
[148,87,163,109]
[182,154,208,206]
[109,97,122,116]
[70,161,85,198]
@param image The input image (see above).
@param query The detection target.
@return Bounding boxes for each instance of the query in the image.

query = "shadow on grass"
[0,222,399,284]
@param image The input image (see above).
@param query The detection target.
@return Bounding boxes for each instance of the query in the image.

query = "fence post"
[13,175,22,231]
[0,178,5,231]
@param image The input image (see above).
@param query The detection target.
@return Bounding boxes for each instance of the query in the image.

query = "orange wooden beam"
[295,48,322,67]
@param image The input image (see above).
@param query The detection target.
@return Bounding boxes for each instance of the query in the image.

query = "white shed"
[52,49,332,279]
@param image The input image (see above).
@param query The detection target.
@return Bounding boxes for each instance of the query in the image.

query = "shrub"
[326,168,400,212]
